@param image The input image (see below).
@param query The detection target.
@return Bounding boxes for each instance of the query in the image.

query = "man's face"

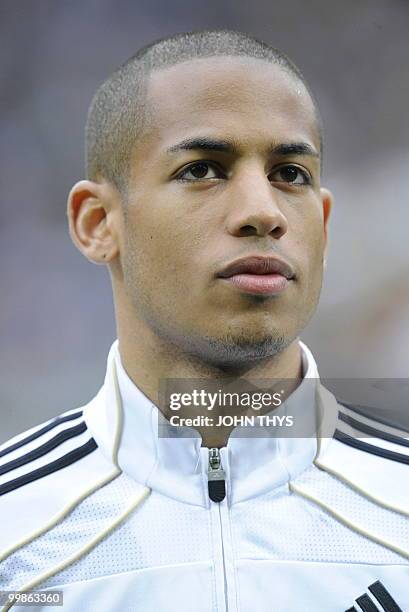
[117,56,331,366]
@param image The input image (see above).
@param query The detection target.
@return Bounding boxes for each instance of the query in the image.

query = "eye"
[176,162,222,181]
[269,164,311,185]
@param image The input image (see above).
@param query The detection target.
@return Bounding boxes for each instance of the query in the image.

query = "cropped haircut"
[86,29,323,197]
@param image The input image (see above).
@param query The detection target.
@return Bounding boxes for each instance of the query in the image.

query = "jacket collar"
[84,340,333,507]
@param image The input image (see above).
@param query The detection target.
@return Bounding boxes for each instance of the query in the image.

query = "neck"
[115,305,303,448]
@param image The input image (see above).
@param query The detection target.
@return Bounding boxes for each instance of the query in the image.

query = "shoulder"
[0,402,117,555]
[333,399,409,468]
[0,407,96,498]
[290,389,409,559]
[315,388,409,514]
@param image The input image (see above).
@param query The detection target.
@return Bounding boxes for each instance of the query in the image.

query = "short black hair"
[86,29,323,195]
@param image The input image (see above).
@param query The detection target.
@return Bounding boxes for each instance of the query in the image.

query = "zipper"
[206,447,233,611]
[208,447,226,502]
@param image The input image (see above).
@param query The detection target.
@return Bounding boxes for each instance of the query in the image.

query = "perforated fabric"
[6,471,405,595]
[41,488,212,587]
[231,479,407,564]
[4,468,407,595]
[1,473,148,590]
[0,473,212,590]
[294,464,409,552]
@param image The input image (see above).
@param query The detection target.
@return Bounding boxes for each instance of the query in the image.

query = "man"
[0,30,408,612]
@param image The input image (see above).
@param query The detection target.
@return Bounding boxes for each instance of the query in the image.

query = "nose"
[225,168,288,239]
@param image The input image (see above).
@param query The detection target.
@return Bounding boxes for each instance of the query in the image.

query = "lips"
[216,255,295,296]
[217,256,295,280]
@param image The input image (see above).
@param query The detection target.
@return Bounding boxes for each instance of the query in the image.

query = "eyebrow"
[165,137,319,158]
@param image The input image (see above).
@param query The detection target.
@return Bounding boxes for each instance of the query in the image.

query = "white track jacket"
[0,340,408,611]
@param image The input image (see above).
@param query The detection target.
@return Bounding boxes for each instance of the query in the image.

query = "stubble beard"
[121,234,321,370]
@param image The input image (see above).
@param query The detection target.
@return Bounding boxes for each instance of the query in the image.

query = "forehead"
[142,56,320,153]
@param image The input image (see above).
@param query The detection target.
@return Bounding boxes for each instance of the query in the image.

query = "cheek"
[291,210,325,288]
[122,206,206,299]
[302,235,325,300]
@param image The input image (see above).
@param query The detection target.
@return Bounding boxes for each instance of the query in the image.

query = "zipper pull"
[208,447,226,502]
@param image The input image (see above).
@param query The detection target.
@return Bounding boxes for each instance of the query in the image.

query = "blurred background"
[1,0,408,442]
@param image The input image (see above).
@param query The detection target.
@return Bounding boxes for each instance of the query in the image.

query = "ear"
[67,180,119,264]
[319,187,333,262]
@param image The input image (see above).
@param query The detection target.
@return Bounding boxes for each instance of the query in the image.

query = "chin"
[188,326,298,368]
